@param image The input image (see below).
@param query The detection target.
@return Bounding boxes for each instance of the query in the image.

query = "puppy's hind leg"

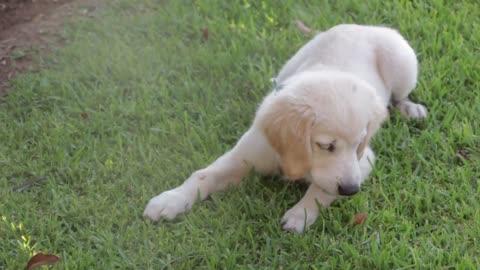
[143,128,278,221]
[377,38,428,119]
[394,98,428,119]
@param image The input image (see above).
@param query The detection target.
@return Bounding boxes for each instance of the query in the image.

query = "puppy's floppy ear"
[357,95,388,160]
[256,94,315,180]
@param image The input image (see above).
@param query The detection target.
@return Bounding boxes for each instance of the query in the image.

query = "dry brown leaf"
[81,111,89,120]
[26,253,60,270]
[202,28,209,42]
[354,212,368,225]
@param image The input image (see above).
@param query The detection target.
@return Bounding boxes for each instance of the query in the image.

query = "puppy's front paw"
[143,190,192,221]
[281,206,318,234]
[395,99,428,119]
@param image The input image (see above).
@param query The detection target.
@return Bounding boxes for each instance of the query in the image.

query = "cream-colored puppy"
[143,24,427,233]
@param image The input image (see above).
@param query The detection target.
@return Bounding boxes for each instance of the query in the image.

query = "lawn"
[1,0,479,269]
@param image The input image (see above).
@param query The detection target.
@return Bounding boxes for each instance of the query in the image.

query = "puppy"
[143,24,427,233]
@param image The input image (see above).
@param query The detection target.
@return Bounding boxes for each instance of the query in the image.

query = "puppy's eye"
[316,142,335,153]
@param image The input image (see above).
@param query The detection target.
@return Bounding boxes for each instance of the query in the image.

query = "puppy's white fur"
[143,24,427,233]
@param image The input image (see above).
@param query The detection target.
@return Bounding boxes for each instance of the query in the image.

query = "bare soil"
[0,0,98,96]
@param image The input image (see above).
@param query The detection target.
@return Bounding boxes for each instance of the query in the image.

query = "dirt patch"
[0,0,99,97]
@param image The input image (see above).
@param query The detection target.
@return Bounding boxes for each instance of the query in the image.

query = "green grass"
[1,0,479,269]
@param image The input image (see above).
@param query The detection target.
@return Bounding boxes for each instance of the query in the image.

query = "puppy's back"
[276,24,417,105]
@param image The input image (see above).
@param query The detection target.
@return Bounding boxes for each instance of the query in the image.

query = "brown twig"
[12,176,47,192]
[294,19,312,35]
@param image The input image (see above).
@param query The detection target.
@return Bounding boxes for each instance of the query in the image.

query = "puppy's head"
[256,72,387,196]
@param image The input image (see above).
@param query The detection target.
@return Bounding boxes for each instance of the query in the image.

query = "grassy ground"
[1,0,479,269]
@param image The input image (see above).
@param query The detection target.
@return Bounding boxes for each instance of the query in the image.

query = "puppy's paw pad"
[281,207,318,234]
[396,100,428,119]
[143,190,191,222]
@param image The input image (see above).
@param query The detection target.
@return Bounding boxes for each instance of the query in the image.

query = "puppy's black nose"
[338,184,359,196]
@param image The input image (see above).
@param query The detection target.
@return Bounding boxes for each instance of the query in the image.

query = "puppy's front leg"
[143,128,277,221]
[281,184,336,233]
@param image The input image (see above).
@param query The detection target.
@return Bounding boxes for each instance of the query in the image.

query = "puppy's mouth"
[319,186,337,196]
[305,173,338,197]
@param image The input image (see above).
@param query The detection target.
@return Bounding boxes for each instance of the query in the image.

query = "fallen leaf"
[202,28,209,42]
[354,213,368,225]
[81,111,89,120]
[26,253,60,270]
